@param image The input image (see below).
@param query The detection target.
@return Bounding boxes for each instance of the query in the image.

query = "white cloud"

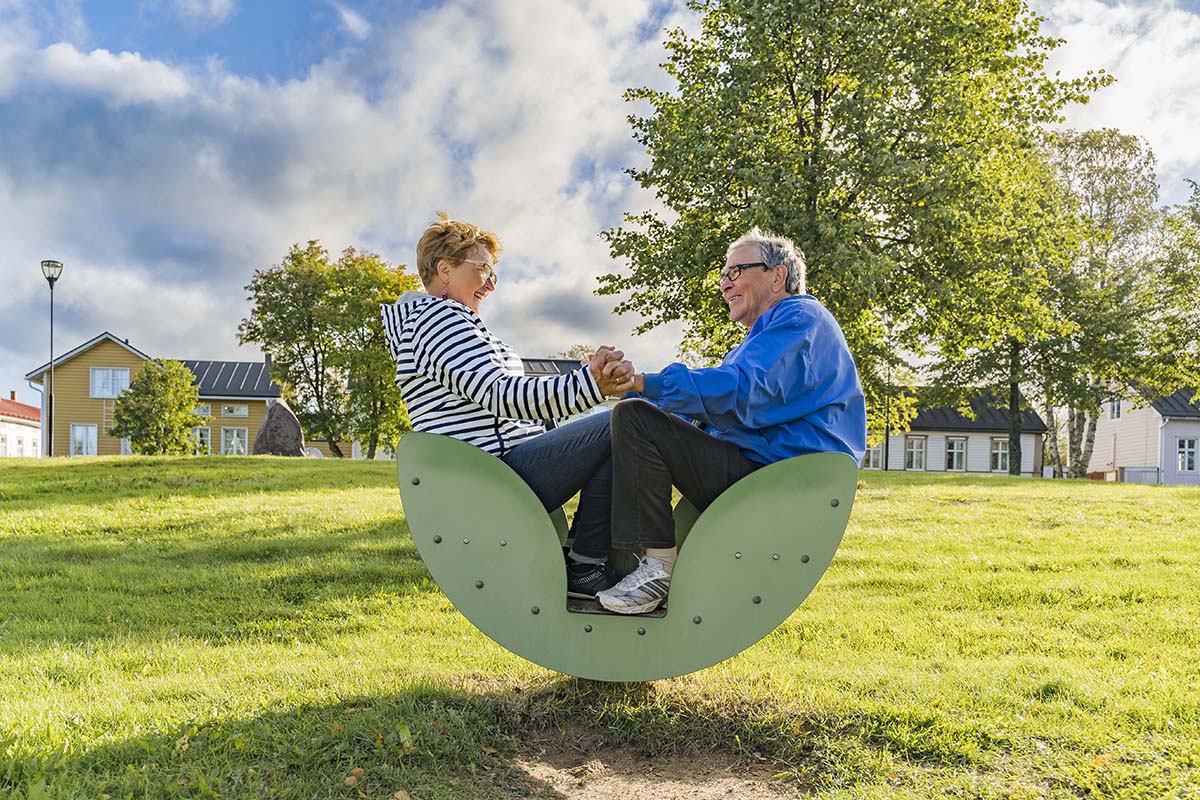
[171,0,234,25]
[1044,0,1200,202]
[332,2,370,40]
[31,43,191,105]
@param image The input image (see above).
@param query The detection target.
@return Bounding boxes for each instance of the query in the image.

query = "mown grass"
[1,456,1198,799]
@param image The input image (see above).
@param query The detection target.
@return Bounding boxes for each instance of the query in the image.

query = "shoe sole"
[596,594,665,615]
[567,590,601,600]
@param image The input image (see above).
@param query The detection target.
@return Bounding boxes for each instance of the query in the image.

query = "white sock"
[644,547,677,574]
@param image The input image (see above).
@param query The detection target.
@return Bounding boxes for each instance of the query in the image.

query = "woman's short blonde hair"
[416,211,502,287]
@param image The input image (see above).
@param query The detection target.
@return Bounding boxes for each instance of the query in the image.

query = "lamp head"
[41,260,63,286]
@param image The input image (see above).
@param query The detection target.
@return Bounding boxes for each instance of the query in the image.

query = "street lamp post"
[41,260,63,457]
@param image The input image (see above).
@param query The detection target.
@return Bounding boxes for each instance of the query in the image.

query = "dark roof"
[522,358,583,377]
[909,389,1047,434]
[1151,387,1200,418]
[181,360,281,399]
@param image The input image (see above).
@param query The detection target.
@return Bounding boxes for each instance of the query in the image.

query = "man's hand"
[588,346,636,397]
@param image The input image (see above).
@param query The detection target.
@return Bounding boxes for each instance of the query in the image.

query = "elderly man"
[596,228,867,615]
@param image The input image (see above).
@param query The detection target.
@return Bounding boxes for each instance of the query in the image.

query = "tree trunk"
[328,440,345,458]
[1044,402,1063,478]
[1007,340,1022,476]
[1067,405,1085,478]
[367,432,378,460]
[1079,412,1100,477]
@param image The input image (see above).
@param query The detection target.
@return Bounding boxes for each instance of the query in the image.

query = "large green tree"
[108,359,207,455]
[239,242,417,457]
[599,0,1108,441]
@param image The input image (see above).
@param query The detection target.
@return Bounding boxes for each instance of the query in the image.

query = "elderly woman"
[381,212,632,600]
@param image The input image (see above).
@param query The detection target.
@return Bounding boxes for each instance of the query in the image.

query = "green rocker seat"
[396,430,858,682]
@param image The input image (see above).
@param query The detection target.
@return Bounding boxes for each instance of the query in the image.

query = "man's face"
[720,244,785,327]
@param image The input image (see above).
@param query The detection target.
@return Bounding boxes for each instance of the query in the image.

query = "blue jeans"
[501,409,612,561]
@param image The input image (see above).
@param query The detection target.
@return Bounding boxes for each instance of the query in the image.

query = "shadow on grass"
[0,456,397,512]
[2,672,1016,800]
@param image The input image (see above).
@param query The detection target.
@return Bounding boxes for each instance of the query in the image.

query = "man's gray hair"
[725,227,807,295]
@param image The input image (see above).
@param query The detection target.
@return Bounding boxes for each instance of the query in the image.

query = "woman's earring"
[441,287,448,299]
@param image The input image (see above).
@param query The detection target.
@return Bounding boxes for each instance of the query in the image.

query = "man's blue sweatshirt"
[641,295,867,465]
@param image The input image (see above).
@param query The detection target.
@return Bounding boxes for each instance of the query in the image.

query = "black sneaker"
[566,562,617,599]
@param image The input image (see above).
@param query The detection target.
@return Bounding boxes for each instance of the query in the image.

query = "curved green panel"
[396,431,857,682]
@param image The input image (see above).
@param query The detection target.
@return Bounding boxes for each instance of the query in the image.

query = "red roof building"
[1,390,41,457]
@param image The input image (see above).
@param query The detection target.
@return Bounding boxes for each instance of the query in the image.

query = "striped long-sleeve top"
[380,291,605,456]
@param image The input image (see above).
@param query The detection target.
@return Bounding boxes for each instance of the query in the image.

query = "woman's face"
[437,244,497,314]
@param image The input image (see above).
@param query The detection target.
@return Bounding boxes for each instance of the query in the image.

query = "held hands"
[587,346,636,397]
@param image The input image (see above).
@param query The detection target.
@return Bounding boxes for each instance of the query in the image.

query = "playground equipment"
[396,431,858,682]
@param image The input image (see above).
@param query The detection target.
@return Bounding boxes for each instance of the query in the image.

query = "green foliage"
[601,0,1110,441]
[239,242,419,457]
[1,459,1199,797]
[107,358,206,455]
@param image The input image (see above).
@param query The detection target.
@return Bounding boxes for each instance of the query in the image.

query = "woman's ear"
[436,258,451,282]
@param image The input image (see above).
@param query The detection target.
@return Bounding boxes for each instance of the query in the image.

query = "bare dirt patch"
[509,729,800,800]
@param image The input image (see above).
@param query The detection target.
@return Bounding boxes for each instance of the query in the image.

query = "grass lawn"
[1,455,1198,799]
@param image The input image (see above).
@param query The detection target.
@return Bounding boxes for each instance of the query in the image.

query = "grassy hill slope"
[1,456,1197,799]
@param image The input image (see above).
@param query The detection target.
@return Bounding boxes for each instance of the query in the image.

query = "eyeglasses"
[716,262,772,285]
[459,258,498,284]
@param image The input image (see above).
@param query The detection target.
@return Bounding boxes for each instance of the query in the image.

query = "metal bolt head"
[693,615,702,624]
[637,627,646,636]
[411,477,420,485]
[584,624,593,633]
[531,606,540,615]
[801,554,810,563]
[463,538,470,544]
[830,498,840,507]
[475,580,484,589]
[734,551,742,559]
[752,595,762,604]
[499,539,507,546]
[433,535,442,544]
[772,553,780,561]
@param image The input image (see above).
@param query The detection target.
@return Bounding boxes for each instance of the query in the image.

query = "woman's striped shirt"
[380,291,605,456]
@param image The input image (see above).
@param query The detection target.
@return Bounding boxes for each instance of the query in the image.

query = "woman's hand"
[588,346,636,397]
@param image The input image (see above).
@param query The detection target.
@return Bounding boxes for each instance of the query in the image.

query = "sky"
[2,0,1199,411]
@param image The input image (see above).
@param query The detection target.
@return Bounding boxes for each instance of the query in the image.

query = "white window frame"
[195,403,212,417]
[193,426,212,455]
[945,437,967,472]
[1178,438,1198,473]
[15,436,24,457]
[1109,398,1122,419]
[221,403,249,418]
[861,444,883,470]
[70,424,98,456]
[0,433,6,457]
[120,437,132,456]
[221,427,249,455]
[90,367,131,399]
[990,438,1010,473]
[904,436,926,471]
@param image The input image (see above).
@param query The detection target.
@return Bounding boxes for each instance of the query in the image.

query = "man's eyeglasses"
[716,262,772,285]
[460,258,498,284]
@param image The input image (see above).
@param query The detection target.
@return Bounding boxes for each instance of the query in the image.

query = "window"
[195,403,212,417]
[861,444,883,470]
[1109,398,1122,419]
[946,437,966,471]
[904,437,926,471]
[1179,438,1198,473]
[991,438,1010,472]
[0,433,6,456]
[193,426,212,455]
[90,367,130,398]
[222,427,248,455]
[221,403,249,418]
[70,424,98,456]
[15,437,24,457]
[120,437,132,456]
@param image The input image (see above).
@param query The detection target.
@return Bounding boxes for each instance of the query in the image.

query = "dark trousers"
[501,410,612,560]
[611,399,760,551]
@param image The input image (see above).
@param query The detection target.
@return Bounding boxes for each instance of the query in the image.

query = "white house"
[1086,388,1200,486]
[0,390,41,458]
[863,390,1046,477]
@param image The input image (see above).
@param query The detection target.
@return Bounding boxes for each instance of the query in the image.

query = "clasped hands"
[587,346,637,397]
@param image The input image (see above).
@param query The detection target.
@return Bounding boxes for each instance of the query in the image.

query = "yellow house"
[25,332,281,457]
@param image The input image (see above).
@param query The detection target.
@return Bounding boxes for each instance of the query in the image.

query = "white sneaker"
[596,556,672,615]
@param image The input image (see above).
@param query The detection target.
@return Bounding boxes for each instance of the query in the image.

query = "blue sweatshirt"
[641,295,867,465]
